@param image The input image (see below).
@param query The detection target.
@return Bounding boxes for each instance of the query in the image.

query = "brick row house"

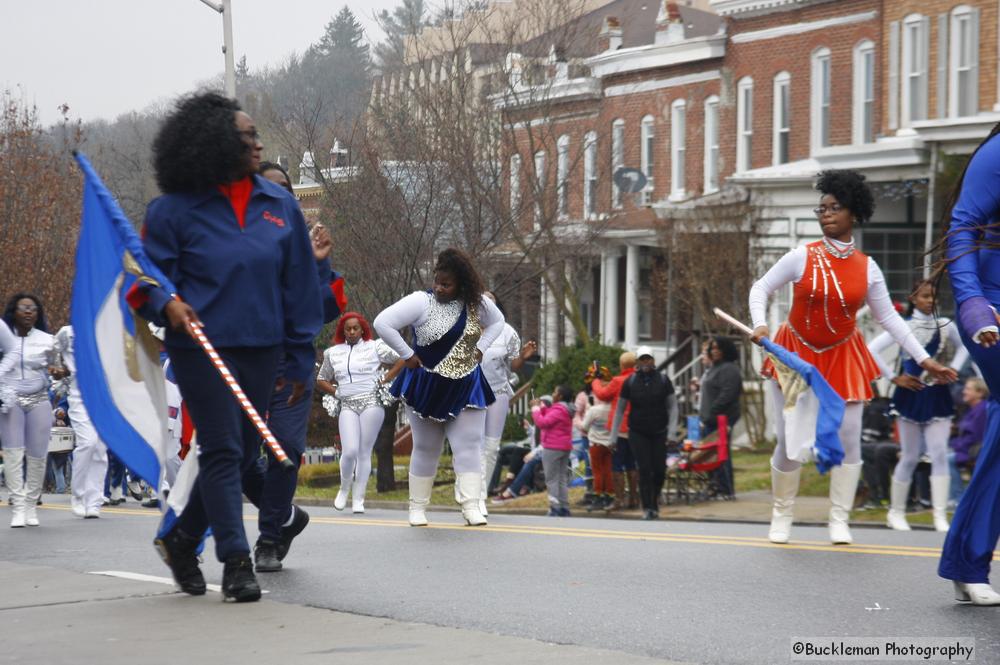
[492,0,1000,361]
[361,0,1000,361]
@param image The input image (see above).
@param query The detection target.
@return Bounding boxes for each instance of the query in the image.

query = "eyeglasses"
[16,304,38,313]
[238,128,260,142]
[813,204,845,217]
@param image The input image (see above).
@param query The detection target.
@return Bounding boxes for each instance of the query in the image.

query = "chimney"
[655,2,685,45]
[598,16,622,52]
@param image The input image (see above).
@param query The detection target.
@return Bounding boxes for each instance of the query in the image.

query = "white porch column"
[598,251,608,340]
[602,250,619,344]
[563,263,577,348]
[542,278,560,361]
[624,244,640,350]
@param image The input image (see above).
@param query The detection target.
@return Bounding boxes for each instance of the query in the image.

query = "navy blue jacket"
[134,175,322,382]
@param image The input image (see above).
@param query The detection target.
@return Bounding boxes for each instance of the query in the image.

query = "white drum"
[49,426,75,453]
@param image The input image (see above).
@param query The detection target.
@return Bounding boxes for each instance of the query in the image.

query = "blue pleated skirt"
[892,383,954,423]
[390,365,495,421]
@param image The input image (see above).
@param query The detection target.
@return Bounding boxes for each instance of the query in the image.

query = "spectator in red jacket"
[590,352,639,509]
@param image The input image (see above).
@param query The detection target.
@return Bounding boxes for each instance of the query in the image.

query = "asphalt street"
[1,497,998,664]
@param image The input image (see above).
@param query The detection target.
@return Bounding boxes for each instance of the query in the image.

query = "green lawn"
[295,446,949,525]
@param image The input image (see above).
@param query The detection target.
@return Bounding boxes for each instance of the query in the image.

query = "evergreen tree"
[373,0,428,68]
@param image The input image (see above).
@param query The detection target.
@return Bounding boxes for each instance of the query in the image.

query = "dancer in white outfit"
[477,291,535,516]
[54,326,109,519]
[373,248,504,527]
[316,312,399,514]
[0,294,60,528]
[867,281,969,532]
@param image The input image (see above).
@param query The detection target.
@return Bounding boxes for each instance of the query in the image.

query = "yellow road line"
[45,504,990,560]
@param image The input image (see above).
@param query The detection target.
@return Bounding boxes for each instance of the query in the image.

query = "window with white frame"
[556,135,569,219]
[703,96,720,193]
[583,131,597,219]
[640,115,655,204]
[611,119,625,208]
[533,150,546,226]
[811,48,831,150]
[670,99,686,199]
[509,153,521,217]
[772,72,791,164]
[736,77,753,172]
[901,14,929,126]
[950,5,980,118]
[853,40,876,144]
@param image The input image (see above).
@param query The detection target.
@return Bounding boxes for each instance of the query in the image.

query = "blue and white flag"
[761,338,845,473]
[71,153,173,490]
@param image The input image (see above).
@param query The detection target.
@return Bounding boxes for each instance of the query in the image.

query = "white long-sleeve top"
[1,326,54,395]
[317,339,398,399]
[481,323,521,395]
[748,239,930,364]
[866,310,969,379]
[0,320,20,381]
[373,291,505,363]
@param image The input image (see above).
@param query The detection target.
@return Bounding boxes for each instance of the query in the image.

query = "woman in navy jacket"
[131,93,322,602]
[939,123,1000,605]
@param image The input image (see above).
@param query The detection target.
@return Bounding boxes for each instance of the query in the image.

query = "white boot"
[768,465,801,544]
[456,472,487,526]
[352,476,367,514]
[954,581,1000,605]
[931,475,951,533]
[828,462,862,545]
[5,448,26,528]
[333,486,348,511]
[24,456,46,527]
[408,474,434,526]
[886,479,911,531]
[480,436,501,518]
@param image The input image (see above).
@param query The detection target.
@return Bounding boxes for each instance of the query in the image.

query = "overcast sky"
[2,0,402,125]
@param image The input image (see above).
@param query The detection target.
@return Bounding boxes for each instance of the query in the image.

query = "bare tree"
[0,93,82,327]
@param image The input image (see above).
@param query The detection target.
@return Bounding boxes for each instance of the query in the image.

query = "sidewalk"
[0,561,684,665]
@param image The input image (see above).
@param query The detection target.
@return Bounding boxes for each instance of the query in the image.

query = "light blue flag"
[761,337,845,473]
[71,152,174,490]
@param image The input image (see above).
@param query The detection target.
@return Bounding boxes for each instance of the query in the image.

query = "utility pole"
[198,0,236,98]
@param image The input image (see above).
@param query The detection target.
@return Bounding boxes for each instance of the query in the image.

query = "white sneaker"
[333,489,348,511]
[352,499,364,514]
[886,509,911,531]
[84,507,101,519]
[954,582,1000,605]
[71,497,86,518]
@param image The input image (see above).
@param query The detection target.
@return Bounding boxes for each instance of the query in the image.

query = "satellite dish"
[613,167,647,194]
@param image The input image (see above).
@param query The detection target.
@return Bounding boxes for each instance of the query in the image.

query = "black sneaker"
[253,539,282,573]
[222,555,262,602]
[275,505,310,562]
[153,529,206,596]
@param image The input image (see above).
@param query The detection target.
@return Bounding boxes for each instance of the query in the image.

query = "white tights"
[484,393,511,440]
[408,406,486,477]
[767,380,864,472]
[894,418,951,480]
[339,406,385,492]
[0,402,51,458]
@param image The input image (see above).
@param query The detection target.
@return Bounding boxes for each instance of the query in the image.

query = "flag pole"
[713,307,754,338]
[184,319,295,469]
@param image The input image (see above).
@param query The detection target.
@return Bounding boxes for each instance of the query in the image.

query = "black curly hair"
[815,169,876,224]
[153,92,248,193]
[711,336,739,363]
[3,293,49,334]
[434,248,485,308]
[259,161,293,194]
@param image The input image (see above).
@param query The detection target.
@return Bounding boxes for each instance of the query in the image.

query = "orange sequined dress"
[762,240,881,402]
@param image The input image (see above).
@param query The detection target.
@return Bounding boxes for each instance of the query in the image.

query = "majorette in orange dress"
[761,240,881,402]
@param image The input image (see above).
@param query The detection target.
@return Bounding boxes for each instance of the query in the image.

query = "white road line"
[89,570,223,593]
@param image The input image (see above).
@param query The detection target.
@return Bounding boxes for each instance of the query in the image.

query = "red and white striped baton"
[184,319,295,469]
